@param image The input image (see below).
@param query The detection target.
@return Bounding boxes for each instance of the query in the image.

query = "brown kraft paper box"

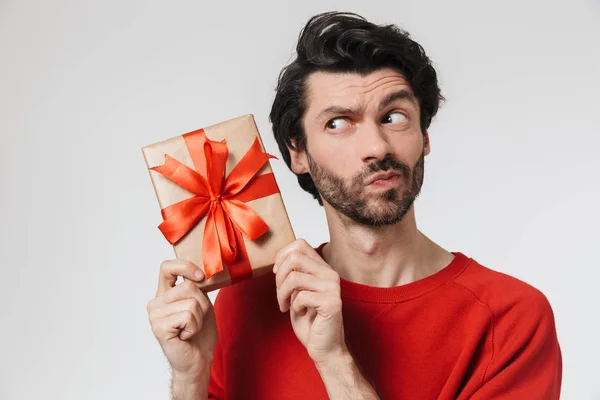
[142,114,296,292]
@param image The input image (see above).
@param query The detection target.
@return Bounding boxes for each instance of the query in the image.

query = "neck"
[321,204,454,287]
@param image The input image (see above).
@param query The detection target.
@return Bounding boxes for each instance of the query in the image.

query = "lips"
[365,171,401,185]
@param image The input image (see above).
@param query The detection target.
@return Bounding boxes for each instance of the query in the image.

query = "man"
[147,12,562,400]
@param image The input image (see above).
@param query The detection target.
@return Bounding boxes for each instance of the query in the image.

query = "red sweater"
[208,246,562,399]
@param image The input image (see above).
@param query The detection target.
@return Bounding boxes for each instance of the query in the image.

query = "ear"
[423,130,431,156]
[289,142,309,175]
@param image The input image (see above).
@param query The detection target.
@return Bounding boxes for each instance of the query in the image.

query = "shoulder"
[453,255,553,308]
[450,255,562,395]
[451,254,557,340]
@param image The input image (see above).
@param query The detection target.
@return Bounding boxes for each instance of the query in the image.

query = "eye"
[325,117,351,131]
[382,112,407,125]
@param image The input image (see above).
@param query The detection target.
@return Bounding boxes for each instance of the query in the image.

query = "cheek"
[393,134,425,162]
[316,134,362,165]
[312,145,356,178]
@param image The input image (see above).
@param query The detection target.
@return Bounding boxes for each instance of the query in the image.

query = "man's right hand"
[147,259,218,382]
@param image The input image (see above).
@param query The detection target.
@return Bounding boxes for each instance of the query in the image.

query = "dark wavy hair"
[269,11,444,205]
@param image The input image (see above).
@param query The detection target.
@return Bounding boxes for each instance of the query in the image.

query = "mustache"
[361,155,411,179]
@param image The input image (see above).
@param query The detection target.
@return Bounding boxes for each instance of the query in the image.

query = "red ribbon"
[150,128,280,281]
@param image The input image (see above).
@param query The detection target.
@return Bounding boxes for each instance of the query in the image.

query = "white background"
[1,0,599,399]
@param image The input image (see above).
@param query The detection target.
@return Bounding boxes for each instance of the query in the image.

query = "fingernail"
[273,264,278,273]
[194,270,204,280]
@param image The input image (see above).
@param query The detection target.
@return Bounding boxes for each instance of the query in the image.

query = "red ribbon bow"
[150,128,280,281]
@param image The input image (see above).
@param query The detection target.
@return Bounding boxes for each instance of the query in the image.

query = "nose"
[358,121,393,163]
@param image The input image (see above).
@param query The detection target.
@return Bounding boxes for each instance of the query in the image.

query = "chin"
[360,208,406,226]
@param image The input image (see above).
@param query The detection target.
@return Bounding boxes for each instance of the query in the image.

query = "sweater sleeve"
[468,290,562,399]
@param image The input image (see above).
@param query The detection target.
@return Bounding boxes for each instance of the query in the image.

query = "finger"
[277,271,331,312]
[291,290,320,315]
[290,289,306,316]
[147,281,211,331]
[157,259,205,296]
[274,239,326,272]
[275,252,335,289]
[151,310,200,343]
[160,280,212,312]
[291,290,342,318]
[149,298,203,333]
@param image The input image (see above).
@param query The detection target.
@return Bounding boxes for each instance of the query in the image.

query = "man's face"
[291,68,430,226]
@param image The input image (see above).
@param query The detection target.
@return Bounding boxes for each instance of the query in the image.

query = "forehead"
[304,68,414,110]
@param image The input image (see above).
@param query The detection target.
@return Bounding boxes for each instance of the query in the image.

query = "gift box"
[142,114,296,292]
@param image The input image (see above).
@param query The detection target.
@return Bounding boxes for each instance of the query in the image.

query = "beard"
[306,149,425,227]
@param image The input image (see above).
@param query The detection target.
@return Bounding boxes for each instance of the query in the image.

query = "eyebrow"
[315,89,418,121]
[378,89,418,111]
[315,105,362,121]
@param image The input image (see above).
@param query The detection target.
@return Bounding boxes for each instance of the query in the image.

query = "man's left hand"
[273,239,347,367]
